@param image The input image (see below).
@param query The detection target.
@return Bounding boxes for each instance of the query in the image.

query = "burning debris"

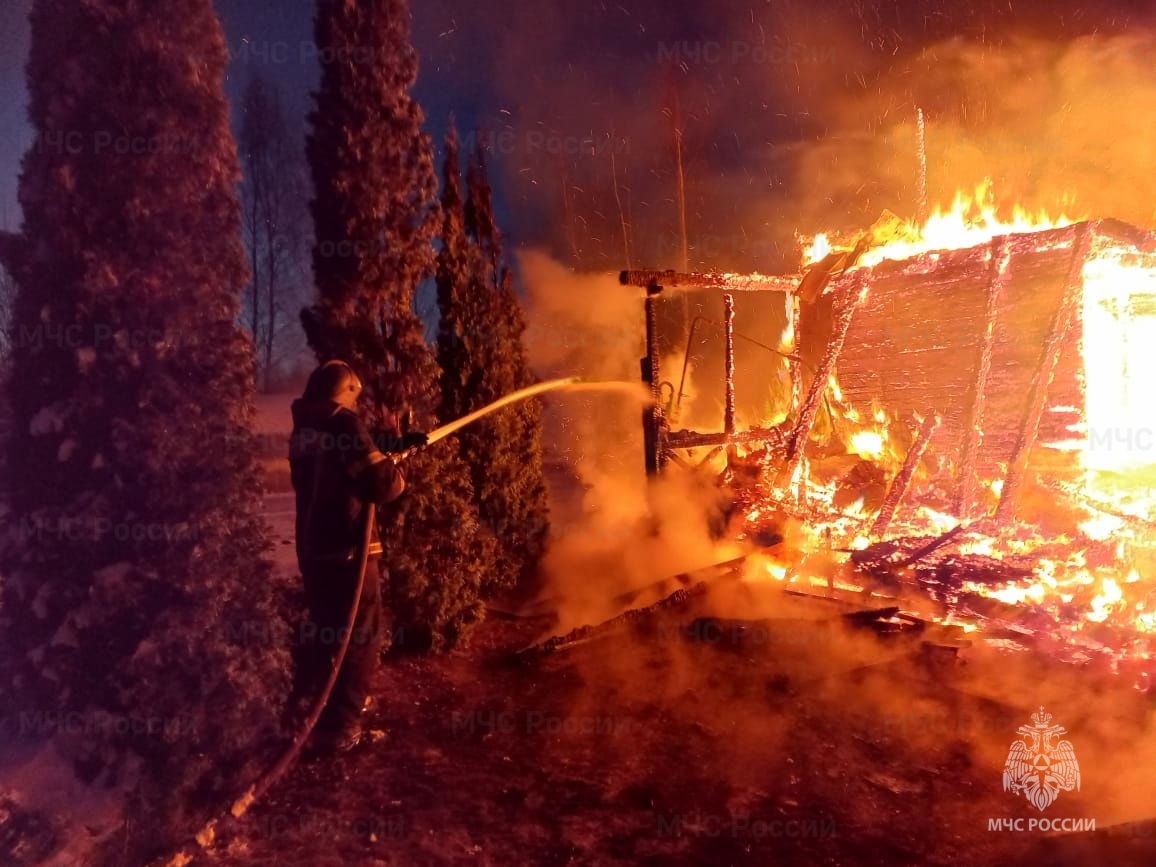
[620,198,1156,688]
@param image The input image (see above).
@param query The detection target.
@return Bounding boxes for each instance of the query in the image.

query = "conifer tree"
[304,0,491,651]
[437,138,550,596]
[0,0,289,849]
[435,122,477,424]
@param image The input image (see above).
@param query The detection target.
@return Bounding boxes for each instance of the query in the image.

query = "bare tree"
[609,133,632,271]
[0,204,16,361]
[0,262,14,361]
[666,87,689,274]
[240,73,309,391]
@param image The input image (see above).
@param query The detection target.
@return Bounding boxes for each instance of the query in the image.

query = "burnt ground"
[198,581,1156,867]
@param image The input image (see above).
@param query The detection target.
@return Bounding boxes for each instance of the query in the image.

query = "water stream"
[426,377,649,446]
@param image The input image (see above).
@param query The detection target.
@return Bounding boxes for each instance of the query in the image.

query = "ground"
[198,557,1156,866]
[191,399,1156,866]
[4,397,1155,866]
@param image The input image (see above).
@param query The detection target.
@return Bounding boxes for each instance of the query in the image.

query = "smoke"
[517,249,642,508]
[723,31,1156,262]
[502,19,1156,811]
[518,251,741,632]
[771,33,1156,237]
[448,13,1156,839]
[509,29,1156,616]
[514,256,1156,830]
[416,0,1156,271]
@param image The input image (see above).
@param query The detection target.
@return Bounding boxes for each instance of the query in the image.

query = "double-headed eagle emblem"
[1002,706,1081,811]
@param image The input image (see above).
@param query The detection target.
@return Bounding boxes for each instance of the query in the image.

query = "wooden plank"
[995,224,1094,524]
[780,271,869,485]
[870,412,942,538]
[955,237,1011,516]
[832,224,1095,490]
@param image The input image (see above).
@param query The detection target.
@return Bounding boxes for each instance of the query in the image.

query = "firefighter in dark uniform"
[289,359,426,751]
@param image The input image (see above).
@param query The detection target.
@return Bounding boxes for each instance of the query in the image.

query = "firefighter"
[289,359,427,752]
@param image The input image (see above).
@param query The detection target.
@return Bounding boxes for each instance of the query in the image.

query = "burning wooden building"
[623,217,1156,520]
[619,213,1156,662]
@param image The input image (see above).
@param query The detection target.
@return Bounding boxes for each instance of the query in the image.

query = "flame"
[1088,577,1125,623]
[1137,611,1156,634]
[721,183,1156,666]
[848,430,884,459]
[827,375,843,402]
[985,581,1048,606]
[803,233,831,263]
[801,180,1077,269]
[1079,250,1156,477]
[764,561,788,581]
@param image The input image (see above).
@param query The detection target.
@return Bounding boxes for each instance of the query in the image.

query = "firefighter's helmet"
[304,359,362,409]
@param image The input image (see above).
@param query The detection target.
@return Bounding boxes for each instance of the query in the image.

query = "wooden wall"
[825,223,1098,484]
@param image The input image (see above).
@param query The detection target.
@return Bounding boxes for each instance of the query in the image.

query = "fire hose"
[160,376,599,866]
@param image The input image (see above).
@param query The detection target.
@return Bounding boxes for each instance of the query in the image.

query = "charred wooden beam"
[849,539,905,566]
[609,555,749,610]
[916,107,927,224]
[723,293,736,436]
[641,281,666,476]
[787,293,806,504]
[620,268,798,293]
[788,293,802,419]
[843,605,902,624]
[513,583,710,659]
[870,411,942,538]
[512,556,751,655]
[780,271,869,486]
[954,236,1011,517]
[682,607,920,649]
[850,526,968,573]
[995,224,1094,525]
[666,426,788,450]
[893,524,967,568]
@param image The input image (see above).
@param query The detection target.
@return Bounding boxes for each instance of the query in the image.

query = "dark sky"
[1,0,1153,268]
[0,0,31,229]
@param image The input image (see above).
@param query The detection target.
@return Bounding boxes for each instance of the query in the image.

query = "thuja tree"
[304,0,490,652]
[0,0,289,852]
[437,134,550,597]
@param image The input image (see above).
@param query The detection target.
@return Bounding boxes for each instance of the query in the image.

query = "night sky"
[1,0,1153,269]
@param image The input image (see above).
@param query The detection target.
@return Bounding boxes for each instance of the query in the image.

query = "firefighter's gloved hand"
[381,432,428,453]
[401,431,429,450]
